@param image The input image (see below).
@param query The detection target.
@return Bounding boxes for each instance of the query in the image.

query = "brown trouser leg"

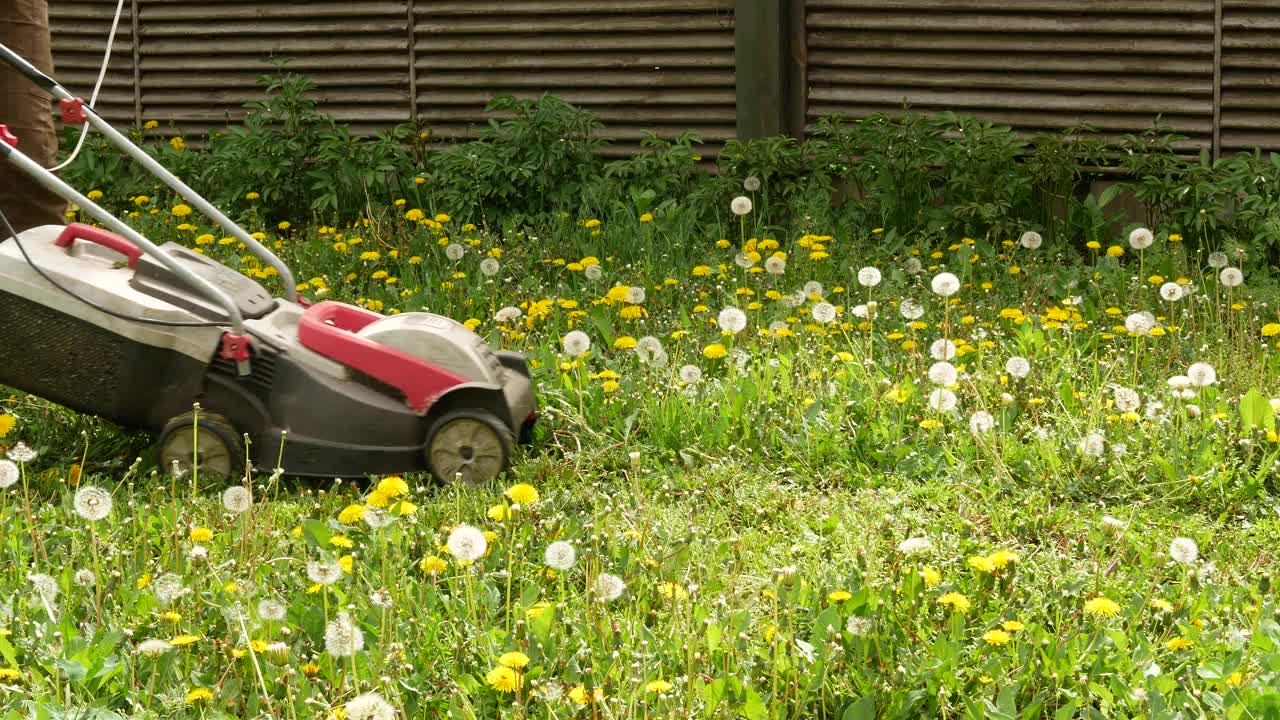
[1,0,66,233]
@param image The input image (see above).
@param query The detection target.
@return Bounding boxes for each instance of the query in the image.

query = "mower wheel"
[425,409,512,484]
[158,412,243,481]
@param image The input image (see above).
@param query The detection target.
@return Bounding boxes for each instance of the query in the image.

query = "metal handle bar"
[0,138,249,337]
[0,41,298,298]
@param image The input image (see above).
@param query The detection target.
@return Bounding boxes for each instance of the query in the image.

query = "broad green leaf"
[842,696,875,720]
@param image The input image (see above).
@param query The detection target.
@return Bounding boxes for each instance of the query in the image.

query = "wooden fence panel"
[412,0,736,156]
[804,0,1217,150]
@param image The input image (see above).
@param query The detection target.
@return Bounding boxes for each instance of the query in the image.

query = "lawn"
[4,99,1280,718]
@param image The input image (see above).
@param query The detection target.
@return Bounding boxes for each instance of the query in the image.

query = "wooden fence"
[46,0,1280,156]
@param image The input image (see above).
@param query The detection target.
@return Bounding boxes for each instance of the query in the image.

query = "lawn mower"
[0,43,537,483]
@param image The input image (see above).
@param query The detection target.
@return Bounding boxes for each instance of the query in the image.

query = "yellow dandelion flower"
[186,688,213,705]
[1165,636,1193,651]
[919,567,941,588]
[827,590,853,603]
[376,476,409,498]
[170,634,200,647]
[1001,620,1025,632]
[1083,596,1122,619]
[189,527,213,543]
[498,651,530,669]
[420,555,447,575]
[703,343,727,359]
[338,504,365,524]
[506,483,539,505]
[982,629,1011,646]
[938,592,970,613]
[330,535,354,549]
[486,665,522,693]
[646,679,673,693]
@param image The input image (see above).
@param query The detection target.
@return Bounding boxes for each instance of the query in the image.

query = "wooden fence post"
[735,0,786,140]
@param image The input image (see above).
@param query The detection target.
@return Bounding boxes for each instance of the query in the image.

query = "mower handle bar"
[0,41,298,300]
[0,135,249,338]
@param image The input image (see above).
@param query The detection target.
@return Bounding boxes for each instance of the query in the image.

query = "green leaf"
[742,686,768,720]
[842,696,875,720]
[1240,388,1273,431]
[301,519,331,550]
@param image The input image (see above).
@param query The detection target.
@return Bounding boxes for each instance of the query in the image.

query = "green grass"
[2,197,1280,719]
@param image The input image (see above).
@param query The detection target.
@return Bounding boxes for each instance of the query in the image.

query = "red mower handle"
[296,301,466,413]
[54,223,143,269]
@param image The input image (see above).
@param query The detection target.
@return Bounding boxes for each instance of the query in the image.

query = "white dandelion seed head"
[1207,251,1229,269]
[593,572,626,602]
[811,302,837,324]
[1186,362,1216,387]
[479,257,501,277]
[1077,432,1106,457]
[1169,537,1199,565]
[718,307,748,334]
[896,537,932,555]
[732,349,750,369]
[494,306,522,323]
[29,573,57,601]
[544,541,576,571]
[1005,356,1031,379]
[73,485,113,522]
[73,569,96,587]
[803,281,824,298]
[930,272,960,297]
[306,558,343,586]
[1019,231,1043,250]
[857,266,882,287]
[1159,282,1184,302]
[221,486,251,514]
[635,336,665,364]
[1101,515,1126,533]
[679,364,703,384]
[730,195,753,216]
[927,388,957,413]
[536,681,564,702]
[584,263,603,281]
[927,361,957,387]
[743,176,761,192]
[6,442,36,463]
[363,507,393,530]
[562,330,591,356]
[969,410,995,435]
[765,255,786,274]
[846,616,873,637]
[625,286,646,304]
[1128,227,1154,250]
[899,299,924,320]
[1000,392,1015,406]
[1124,311,1157,336]
[258,599,286,622]
[152,573,187,604]
[1112,386,1140,413]
[136,639,175,658]
[324,611,365,658]
[1219,267,1243,288]
[346,692,395,720]
[370,588,393,608]
[447,524,487,562]
[851,303,869,319]
[930,339,957,361]
[445,243,465,261]
[734,252,756,269]
[648,348,669,368]
[1168,375,1191,390]
[0,460,17,489]
[904,257,923,275]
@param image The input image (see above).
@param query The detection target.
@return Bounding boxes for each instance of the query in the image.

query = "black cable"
[0,207,226,328]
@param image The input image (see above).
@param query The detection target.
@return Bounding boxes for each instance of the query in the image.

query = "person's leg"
[1,0,66,233]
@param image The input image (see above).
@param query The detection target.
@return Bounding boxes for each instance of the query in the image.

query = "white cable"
[49,0,126,172]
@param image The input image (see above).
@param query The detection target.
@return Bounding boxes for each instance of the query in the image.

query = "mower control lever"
[54,223,143,269]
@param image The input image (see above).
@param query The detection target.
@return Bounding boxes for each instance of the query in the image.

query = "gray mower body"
[0,225,536,477]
